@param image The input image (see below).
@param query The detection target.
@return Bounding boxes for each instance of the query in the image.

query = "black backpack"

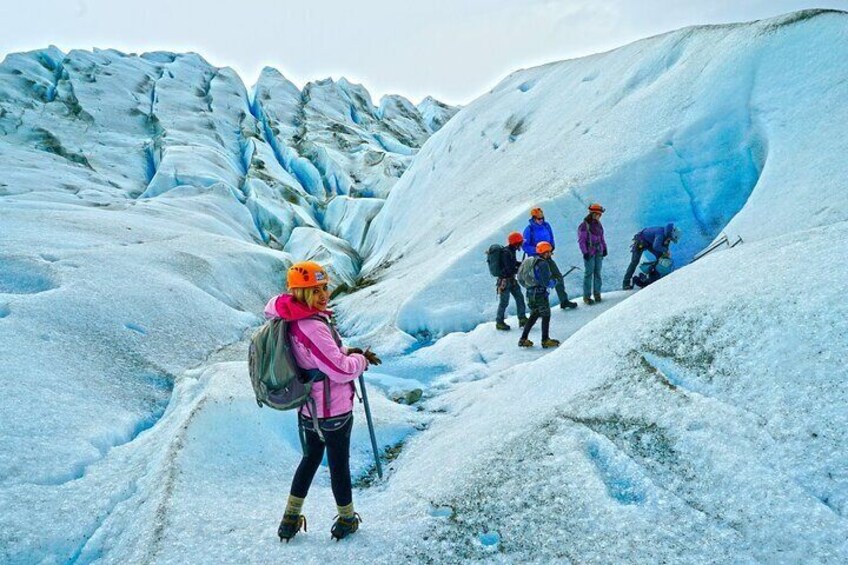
[486,244,504,277]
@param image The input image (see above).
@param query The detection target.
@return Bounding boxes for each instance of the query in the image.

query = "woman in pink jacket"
[266,261,379,542]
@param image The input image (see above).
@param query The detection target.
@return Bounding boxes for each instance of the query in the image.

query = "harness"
[631,233,645,252]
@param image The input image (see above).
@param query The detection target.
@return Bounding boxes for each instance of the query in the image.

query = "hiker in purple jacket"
[577,203,608,304]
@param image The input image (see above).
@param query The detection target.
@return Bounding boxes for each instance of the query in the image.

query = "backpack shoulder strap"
[324,378,331,418]
[303,314,343,348]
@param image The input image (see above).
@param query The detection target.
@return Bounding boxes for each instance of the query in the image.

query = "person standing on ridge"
[622,223,681,290]
[495,231,529,330]
[518,241,561,348]
[521,207,578,309]
[577,203,608,304]
[265,261,380,542]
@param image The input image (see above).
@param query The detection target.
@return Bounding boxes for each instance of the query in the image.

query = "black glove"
[583,253,590,260]
[347,347,364,355]
[363,349,382,366]
[602,250,608,257]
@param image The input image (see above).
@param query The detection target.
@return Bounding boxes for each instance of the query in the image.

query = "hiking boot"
[583,297,594,305]
[623,283,633,290]
[331,513,361,541]
[560,300,578,309]
[278,513,306,542]
[541,339,561,348]
[518,316,529,327]
[495,321,511,331]
[593,293,602,303]
[518,338,534,347]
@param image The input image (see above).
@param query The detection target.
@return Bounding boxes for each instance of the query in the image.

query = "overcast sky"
[1,0,846,105]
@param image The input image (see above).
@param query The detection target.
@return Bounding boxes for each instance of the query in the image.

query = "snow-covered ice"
[342,9,848,351]
[1,8,847,564]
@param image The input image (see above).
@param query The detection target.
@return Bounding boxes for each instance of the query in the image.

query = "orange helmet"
[507,232,523,245]
[530,207,544,219]
[536,241,553,254]
[287,261,330,289]
[588,203,605,214]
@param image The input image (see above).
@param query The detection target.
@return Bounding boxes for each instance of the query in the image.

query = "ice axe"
[562,265,581,277]
[693,233,729,261]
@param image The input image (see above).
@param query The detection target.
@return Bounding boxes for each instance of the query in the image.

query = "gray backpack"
[517,257,539,288]
[248,317,327,437]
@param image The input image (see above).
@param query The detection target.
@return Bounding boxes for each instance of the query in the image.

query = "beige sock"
[337,502,355,519]
[285,495,305,516]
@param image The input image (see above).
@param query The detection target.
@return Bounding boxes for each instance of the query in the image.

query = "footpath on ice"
[28,288,623,563]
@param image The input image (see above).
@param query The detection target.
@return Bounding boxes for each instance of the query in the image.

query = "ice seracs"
[0,45,454,563]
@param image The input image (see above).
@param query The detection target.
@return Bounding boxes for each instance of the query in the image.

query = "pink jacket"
[264,294,367,418]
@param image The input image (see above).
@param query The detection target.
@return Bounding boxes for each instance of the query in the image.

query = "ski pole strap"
[305,397,325,443]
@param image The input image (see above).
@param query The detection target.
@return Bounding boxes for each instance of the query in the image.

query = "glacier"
[343,9,848,349]
[0,44,456,563]
[1,8,847,564]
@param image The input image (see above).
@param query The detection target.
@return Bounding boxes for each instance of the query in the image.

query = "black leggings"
[289,413,353,507]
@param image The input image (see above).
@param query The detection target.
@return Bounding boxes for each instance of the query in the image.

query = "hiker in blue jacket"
[521,207,578,309]
[622,223,681,290]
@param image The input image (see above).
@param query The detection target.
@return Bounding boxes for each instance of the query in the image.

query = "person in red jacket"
[264,261,379,542]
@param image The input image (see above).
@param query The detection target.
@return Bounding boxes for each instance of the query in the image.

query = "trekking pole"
[358,374,383,479]
[562,265,580,277]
